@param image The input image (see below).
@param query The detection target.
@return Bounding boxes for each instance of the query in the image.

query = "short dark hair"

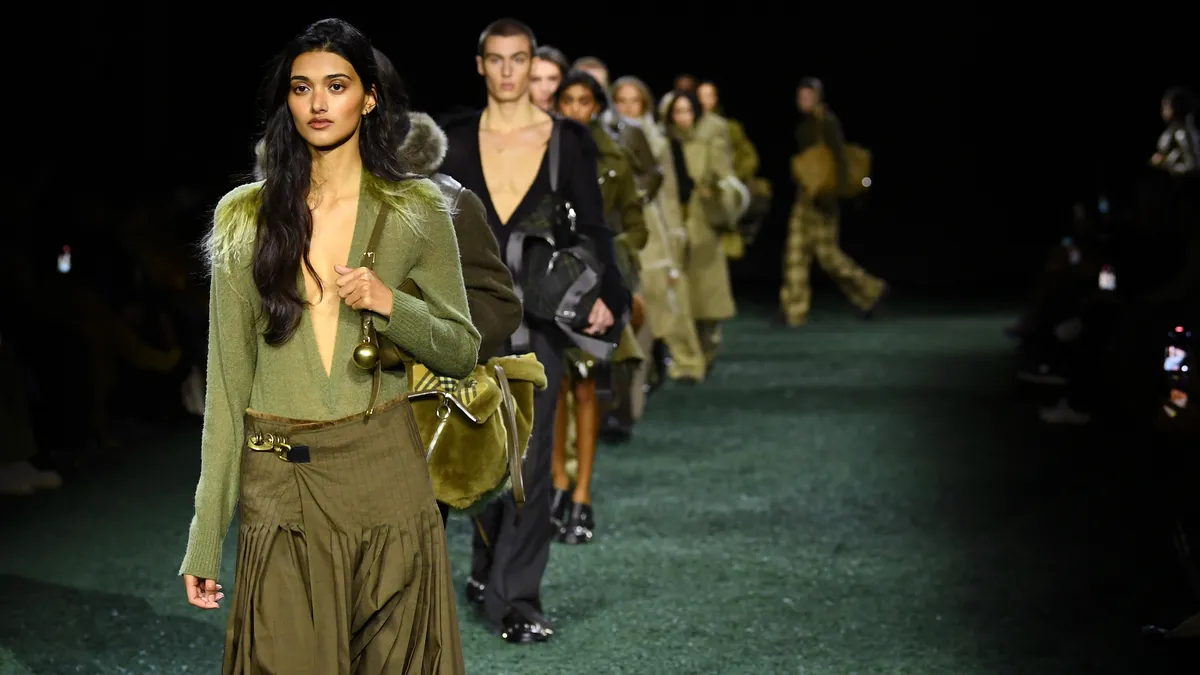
[535,45,570,77]
[572,56,607,72]
[554,69,609,114]
[477,18,537,57]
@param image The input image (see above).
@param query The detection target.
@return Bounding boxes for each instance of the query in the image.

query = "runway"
[0,297,1184,674]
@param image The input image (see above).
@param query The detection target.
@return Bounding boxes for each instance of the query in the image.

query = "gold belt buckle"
[247,432,293,462]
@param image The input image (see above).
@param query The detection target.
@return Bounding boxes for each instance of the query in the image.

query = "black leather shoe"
[499,611,553,644]
[550,489,571,530]
[557,502,594,544]
[465,577,486,609]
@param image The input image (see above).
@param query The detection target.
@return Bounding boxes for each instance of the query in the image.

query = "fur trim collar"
[204,172,447,271]
[252,111,448,180]
[397,112,447,177]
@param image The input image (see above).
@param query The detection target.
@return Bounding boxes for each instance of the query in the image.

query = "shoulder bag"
[350,203,548,512]
[505,118,626,360]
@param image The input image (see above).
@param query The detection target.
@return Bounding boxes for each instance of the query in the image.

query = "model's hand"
[183,574,223,610]
[334,265,394,316]
[585,299,614,335]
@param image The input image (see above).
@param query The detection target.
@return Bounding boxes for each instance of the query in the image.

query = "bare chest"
[479,124,551,225]
[304,200,359,307]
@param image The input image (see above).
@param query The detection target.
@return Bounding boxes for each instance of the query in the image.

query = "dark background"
[35,7,1196,296]
[5,10,1198,673]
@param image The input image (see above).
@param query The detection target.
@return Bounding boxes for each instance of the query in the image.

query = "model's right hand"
[184,574,224,609]
[585,299,614,336]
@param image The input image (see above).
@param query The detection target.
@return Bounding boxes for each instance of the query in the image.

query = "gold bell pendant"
[352,315,379,370]
[353,339,378,370]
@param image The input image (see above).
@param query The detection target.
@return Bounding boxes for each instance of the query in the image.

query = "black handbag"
[505,118,625,360]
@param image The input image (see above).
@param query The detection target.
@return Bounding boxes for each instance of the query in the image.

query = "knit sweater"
[179,171,481,581]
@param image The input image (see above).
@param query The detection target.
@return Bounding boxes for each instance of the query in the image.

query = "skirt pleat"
[222,397,464,675]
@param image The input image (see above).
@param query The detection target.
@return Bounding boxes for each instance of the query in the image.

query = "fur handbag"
[351,207,548,511]
[409,354,547,511]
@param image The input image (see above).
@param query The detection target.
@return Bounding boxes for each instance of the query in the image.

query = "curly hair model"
[180,17,477,673]
[553,69,610,123]
[254,17,413,345]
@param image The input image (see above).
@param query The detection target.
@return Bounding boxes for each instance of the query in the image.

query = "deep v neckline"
[299,181,374,385]
[472,112,550,228]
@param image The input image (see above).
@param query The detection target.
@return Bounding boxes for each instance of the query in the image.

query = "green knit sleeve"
[375,201,481,380]
[179,262,257,581]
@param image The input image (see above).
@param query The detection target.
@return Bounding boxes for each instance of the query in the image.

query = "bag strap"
[493,363,525,509]
[549,117,561,194]
[360,206,392,417]
[506,119,562,354]
[505,233,531,354]
[362,205,390,269]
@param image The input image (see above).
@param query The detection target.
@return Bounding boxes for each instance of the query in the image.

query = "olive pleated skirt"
[224,396,464,675]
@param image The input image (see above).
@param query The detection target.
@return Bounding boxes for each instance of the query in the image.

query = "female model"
[179,18,478,674]
[662,89,738,367]
[611,76,705,383]
[550,70,646,543]
[696,80,769,259]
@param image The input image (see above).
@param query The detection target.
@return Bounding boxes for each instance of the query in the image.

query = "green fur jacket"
[181,122,493,582]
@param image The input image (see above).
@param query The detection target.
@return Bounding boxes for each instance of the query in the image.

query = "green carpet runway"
[0,301,1182,674]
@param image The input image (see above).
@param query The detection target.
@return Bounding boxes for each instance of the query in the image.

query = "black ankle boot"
[550,488,571,530]
[558,502,594,544]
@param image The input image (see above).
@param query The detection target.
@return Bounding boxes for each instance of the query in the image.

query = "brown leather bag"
[791,143,871,199]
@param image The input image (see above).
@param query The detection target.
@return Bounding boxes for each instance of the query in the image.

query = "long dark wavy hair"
[370,47,412,127]
[255,18,414,345]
